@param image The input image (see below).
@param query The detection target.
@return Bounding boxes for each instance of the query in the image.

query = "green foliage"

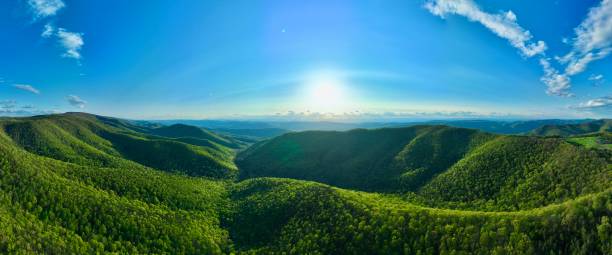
[228,178,612,255]
[420,136,611,210]
[1,113,238,178]
[567,132,612,150]
[529,119,612,136]
[101,131,237,178]
[238,126,495,192]
[0,133,232,254]
[238,126,610,211]
[150,123,246,149]
[0,113,610,254]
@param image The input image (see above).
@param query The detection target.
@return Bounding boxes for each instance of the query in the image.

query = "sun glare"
[303,73,350,113]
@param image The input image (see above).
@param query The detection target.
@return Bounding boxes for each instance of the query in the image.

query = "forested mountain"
[153,118,592,138]
[237,126,497,192]
[411,119,591,134]
[238,126,610,210]
[528,119,612,136]
[0,113,610,254]
[1,113,240,178]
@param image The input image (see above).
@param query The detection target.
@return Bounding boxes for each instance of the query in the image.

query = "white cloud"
[425,0,547,57]
[589,73,605,86]
[67,95,87,108]
[41,23,55,38]
[28,0,65,18]
[26,0,85,62]
[40,25,85,60]
[573,96,612,109]
[424,0,576,96]
[589,74,604,81]
[561,0,612,76]
[56,28,84,60]
[424,0,612,97]
[539,58,572,97]
[12,84,41,94]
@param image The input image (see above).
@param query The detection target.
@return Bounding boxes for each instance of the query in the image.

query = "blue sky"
[0,0,611,120]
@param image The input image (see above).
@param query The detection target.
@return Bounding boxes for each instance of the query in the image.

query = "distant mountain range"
[152,118,605,139]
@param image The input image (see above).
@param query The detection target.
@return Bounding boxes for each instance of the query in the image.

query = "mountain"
[528,119,612,136]
[0,113,610,254]
[152,118,594,138]
[237,125,611,210]
[237,126,495,192]
[1,112,239,178]
[227,178,611,254]
[149,123,246,149]
[211,127,289,141]
[409,119,591,134]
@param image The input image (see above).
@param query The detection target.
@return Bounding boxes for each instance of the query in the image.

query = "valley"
[0,113,609,254]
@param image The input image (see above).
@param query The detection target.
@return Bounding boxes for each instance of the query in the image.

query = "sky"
[0,0,611,121]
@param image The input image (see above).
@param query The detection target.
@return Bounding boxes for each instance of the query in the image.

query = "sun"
[302,73,350,113]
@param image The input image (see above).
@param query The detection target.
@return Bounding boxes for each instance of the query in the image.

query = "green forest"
[0,113,610,254]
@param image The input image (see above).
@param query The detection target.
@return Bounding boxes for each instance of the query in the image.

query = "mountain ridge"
[0,113,609,254]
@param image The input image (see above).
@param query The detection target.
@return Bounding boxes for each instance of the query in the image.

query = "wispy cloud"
[12,84,41,94]
[41,24,85,60]
[0,100,17,110]
[423,0,575,96]
[589,74,605,86]
[56,28,84,59]
[425,0,546,57]
[0,108,60,117]
[573,96,612,109]
[560,0,612,76]
[25,0,85,61]
[424,0,612,98]
[28,0,65,19]
[539,58,572,97]
[67,95,87,108]
[41,23,55,38]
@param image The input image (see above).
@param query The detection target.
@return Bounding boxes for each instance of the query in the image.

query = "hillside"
[420,136,611,210]
[529,119,612,136]
[238,126,498,192]
[1,113,239,178]
[227,178,611,254]
[237,126,611,210]
[149,124,246,149]
[0,113,610,254]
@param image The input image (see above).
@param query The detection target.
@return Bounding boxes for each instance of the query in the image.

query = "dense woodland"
[0,113,610,254]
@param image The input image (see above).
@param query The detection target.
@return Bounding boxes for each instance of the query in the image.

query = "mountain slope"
[0,113,610,254]
[149,124,245,149]
[1,113,238,178]
[237,126,611,210]
[227,178,612,254]
[529,119,612,136]
[420,136,611,210]
[238,126,427,191]
[0,131,232,254]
